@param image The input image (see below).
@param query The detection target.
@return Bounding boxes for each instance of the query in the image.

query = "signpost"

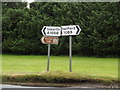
[61,25,81,72]
[69,36,72,72]
[41,36,59,45]
[41,36,59,71]
[41,26,61,37]
[41,25,81,72]
[41,26,61,71]
[47,44,50,71]
[61,25,81,36]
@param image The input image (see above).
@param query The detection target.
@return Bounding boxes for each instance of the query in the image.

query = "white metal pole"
[69,36,72,72]
[47,44,50,71]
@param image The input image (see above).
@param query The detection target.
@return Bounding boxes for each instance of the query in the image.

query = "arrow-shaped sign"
[61,25,81,36]
[41,26,61,37]
[41,36,59,44]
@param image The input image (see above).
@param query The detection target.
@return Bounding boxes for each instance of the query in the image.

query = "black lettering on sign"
[64,31,72,34]
[47,31,59,35]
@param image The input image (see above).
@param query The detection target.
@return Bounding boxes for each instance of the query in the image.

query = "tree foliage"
[2,2,120,57]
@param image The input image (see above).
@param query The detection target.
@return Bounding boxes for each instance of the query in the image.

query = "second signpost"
[41,25,81,72]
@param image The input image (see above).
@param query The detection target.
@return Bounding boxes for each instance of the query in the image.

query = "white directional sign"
[41,25,82,72]
[41,26,61,37]
[61,25,81,36]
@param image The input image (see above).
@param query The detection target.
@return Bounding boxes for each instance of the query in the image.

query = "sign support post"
[69,36,72,72]
[41,25,81,72]
[47,44,50,71]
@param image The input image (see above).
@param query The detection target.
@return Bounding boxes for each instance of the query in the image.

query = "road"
[0,84,55,88]
[0,84,118,90]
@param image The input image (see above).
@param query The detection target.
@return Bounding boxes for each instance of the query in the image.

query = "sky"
[22,0,34,3]
[22,0,34,8]
[27,0,34,3]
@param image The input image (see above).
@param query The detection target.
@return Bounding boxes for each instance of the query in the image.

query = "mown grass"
[2,55,118,86]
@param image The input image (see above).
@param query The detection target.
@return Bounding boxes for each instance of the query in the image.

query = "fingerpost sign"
[41,36,59,45]
[61,25,81,72]
[41,25,81,72]
[61,25,81,36]
[42,26,61,37]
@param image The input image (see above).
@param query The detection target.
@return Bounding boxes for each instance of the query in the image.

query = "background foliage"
[2,2,120,57]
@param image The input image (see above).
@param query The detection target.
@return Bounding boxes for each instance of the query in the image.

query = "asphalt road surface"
[0,84,118,90]
[0,84,55,88]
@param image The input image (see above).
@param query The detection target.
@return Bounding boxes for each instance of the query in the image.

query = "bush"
[2,2,119,57]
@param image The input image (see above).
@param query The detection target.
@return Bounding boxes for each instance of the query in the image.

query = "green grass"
[2,55,118,78]
[2,55,119,87]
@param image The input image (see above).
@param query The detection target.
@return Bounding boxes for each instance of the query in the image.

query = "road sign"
[41,26,61,36]
[61,25,81,36]
[41,25,82,72]
[41,36,59,44]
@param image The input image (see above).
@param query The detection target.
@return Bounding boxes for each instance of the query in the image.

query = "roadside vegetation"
[2,55,118,87]
[2,2,119,57]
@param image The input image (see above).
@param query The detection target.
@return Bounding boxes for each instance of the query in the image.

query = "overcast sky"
[22,0,34,3]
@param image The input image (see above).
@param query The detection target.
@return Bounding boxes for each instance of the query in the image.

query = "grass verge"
[1,71,118,87]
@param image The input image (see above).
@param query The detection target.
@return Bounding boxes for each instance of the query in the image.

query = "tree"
[2,2,119,57]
